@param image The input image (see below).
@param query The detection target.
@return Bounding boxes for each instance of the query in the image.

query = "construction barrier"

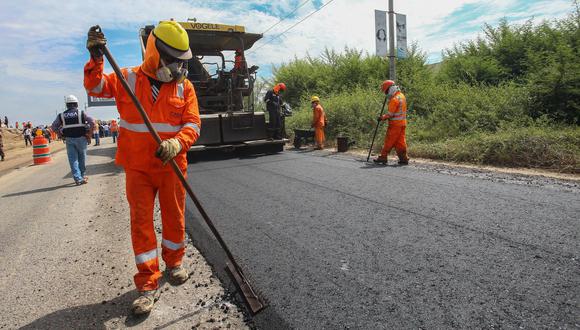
[32,135,51,165]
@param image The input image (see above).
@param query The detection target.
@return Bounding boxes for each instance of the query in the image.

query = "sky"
[0,0,574,124]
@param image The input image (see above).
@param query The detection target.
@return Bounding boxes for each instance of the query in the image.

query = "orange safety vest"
[386,91,407,127]
[312,104,326,128]
[110,121,119,132]
[84,33,201,172]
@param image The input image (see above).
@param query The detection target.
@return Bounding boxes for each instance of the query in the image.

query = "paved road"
[184,149,580,329]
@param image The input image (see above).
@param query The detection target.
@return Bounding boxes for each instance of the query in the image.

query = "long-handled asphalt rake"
[366,95,388,162]
[99,35,266,314]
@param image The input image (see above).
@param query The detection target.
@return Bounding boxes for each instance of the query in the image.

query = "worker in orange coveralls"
[374,80,409,165]
[310,96,326,150]
[84,21,201,315]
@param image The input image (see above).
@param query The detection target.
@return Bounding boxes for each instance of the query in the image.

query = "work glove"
[86,25,107,59]
[155,138,182,165]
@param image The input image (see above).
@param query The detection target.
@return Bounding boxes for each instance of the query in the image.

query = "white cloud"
[0,0,574,124]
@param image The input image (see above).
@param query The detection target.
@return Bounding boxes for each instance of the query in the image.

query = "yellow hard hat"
[311,96,320,103]
[153,20,192,60]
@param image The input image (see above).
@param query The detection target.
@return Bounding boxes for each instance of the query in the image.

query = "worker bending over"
[374,80,409,165]
[310,96,326,150]
[84,21,201,315]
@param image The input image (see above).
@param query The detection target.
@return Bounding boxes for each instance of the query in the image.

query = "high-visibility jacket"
[110,120,119,132]
[54,108,88,138]
[312,104,326,128]
[83,33,201,172]
[381,91,407,127]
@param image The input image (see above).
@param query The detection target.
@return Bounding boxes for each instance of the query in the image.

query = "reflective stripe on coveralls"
[162,238,184,250]
[89,78,105,94]
[135,248,158,264]
[119,119,200,135]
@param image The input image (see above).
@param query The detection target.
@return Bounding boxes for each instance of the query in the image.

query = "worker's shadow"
[359,163,406,169]
[292,147,317,154]
[62,162,123,180]
[2,183,77,198]
[87,146,117,159]
[20,291,149,329]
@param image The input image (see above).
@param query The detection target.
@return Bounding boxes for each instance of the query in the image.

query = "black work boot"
[373,156,388,165]
[397,151,409,165]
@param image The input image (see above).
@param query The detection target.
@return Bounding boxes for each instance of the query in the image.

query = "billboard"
[396,14,408,58]
[375,10,388,57]
[87,94,116,107]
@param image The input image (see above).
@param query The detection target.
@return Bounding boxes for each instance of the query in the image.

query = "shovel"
[99,38,266,315]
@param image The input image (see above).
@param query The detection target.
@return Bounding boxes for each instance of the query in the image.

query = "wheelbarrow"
[293,129,315,149]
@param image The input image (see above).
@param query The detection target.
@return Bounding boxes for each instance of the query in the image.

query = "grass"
[410,126,580,173]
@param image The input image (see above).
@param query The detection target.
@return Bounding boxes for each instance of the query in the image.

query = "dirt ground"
[0,128,66,177]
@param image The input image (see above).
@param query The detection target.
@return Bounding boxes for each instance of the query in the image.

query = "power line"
[250,0,337,53]
[261,0,312,35]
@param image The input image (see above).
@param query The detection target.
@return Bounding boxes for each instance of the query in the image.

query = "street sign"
[375,10,388,57]
[396,14,408,58]
[87,94,116,107]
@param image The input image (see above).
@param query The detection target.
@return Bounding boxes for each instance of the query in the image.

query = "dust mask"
[156,58,188,83]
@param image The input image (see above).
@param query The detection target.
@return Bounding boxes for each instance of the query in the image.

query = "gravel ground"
[0,140,248,329]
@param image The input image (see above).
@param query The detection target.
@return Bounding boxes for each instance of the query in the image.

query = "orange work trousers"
[314,126,325,148]
[380,125,408,160]
[125,168,186,291]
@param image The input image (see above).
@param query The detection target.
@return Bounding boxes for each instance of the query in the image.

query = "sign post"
[388,0,396,81]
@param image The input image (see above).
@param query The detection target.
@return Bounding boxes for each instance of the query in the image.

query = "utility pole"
[388,0,396,81]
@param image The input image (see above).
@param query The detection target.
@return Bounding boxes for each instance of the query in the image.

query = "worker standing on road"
[310,96,326,150]
[92,121,100,146]
[52,95,95,185]
[374,80,409,165]
[264,82,286,140]
[84,22,201,315]
[110,119,119,143]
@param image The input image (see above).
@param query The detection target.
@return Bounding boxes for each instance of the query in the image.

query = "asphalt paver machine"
[139,21,286,153]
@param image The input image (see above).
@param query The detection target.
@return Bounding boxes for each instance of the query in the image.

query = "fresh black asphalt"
[185,150,580,329]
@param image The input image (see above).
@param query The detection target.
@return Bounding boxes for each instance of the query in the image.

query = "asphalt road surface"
[184,149,580,329]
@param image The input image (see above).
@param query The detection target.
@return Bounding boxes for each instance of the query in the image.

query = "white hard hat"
[64,95,79,104]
